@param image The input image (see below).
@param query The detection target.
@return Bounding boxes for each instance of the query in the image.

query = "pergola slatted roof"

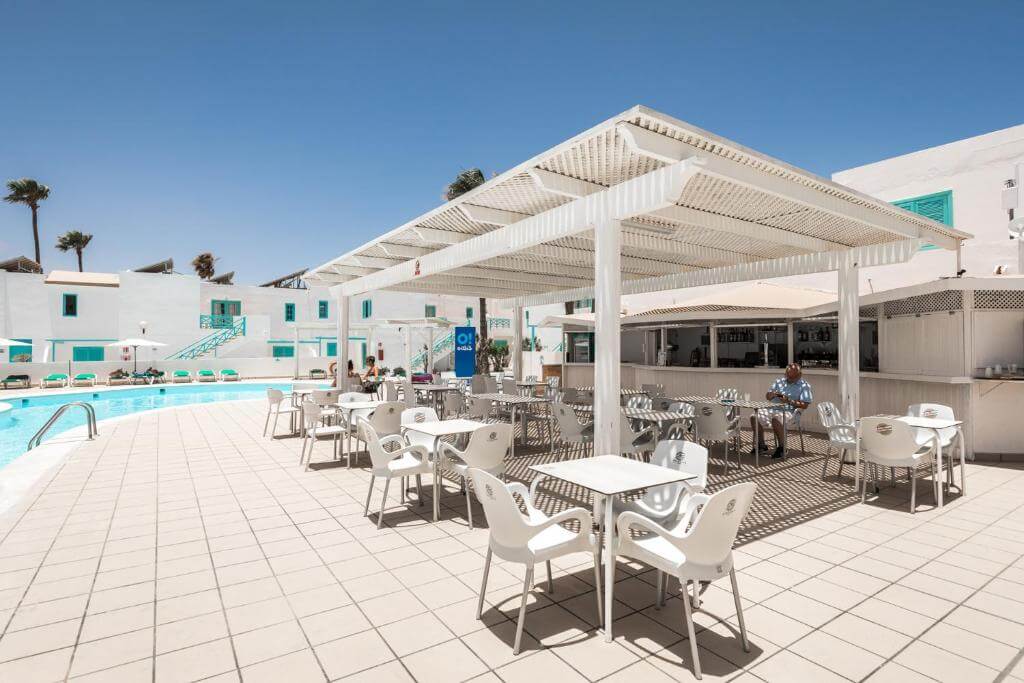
[304,105,969,305]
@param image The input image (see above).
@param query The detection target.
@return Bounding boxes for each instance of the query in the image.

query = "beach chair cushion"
[74,373,95,381]
[198,370,214,376]
[44,374,68,381]
[221,369,238,376]
[173,370,190,377]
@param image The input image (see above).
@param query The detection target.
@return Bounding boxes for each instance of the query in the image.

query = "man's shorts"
[755,408,799,430]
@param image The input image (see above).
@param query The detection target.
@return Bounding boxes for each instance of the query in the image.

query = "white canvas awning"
[307,105,972,460]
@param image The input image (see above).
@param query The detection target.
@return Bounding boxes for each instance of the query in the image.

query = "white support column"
[660,327,667,365]
[404,326,413,377]
[594,219,622,455]
[337,294,349,386]
[837,252,860,421]
[513,307,524,381]
[786,323,794,364]
[709,324,718,368]
[293,326,300,379]
[427,327,434,374]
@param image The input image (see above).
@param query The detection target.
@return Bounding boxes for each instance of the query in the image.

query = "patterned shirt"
[768,377,813,413]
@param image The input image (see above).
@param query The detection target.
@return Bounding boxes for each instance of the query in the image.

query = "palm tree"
[4,179,51,267]
[442,168,486,202]
[443,168,490,366]
[55,230,94,272]
[192,252,216,280]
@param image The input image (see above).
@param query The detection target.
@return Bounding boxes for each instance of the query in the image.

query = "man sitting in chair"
[749,362,812,459]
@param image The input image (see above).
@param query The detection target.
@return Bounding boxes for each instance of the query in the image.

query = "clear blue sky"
[2,1,1020,282]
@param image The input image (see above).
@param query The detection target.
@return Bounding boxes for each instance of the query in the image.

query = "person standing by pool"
[749,362,812,459]
[362,355,381,392]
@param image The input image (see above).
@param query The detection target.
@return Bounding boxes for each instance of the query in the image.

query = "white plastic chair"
[692,402,741,472]
[400,379,416,407]
[907,403,961,492]
[620,412,656,459]
[465,395,492,422]
[442,391,465,418]
[858,417,939,513]
[595,440,708,530]
[626,394,653,409]
[551,402,594,460]
[439,423,511,529]
[299,401,346,470]
[615,482,757,680]
[666,401,697,439]
[469,468,601,655]
[348,401,404,468]
[401,407,440,460]
[263,388,299,438]
[818,401,856,480]
[483,375,499,394]
[471,374,488,394]
[358,418,431,528]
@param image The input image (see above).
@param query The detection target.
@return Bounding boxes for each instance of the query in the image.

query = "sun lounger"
[72,373,97,387]
[309,368,326,379]
[130,372,153,385]
[171,370,192,383]
[220,369,240,381]
[149,371,167,384]
[40,373,69,388]
[197,369,216,382]
[108,374,131,386]
[1,375,30,389]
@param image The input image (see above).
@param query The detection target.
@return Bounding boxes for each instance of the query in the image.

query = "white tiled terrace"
[0,399,1021,682]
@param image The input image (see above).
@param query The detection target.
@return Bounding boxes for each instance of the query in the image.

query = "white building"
[0,265,495,377]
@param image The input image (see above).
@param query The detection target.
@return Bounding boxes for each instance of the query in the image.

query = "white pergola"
[306,105,971,454]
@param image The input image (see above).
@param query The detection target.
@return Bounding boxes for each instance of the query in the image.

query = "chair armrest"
[528,475,550,505]
[633,425,655,442]
[437,442,463,461]
[507,481,531,503]
[529,506,593,534]
[379,434,405,449]
[679,493,710,525]
[616,510,680,540]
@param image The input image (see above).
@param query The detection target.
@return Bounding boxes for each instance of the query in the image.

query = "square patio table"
[856,415,966,507]
[471,393,550,456]
[528,455,699,642]
[413,384,458,415]
[402,418,488,521]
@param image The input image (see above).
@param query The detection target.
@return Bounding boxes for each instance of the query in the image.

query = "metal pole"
[838,252,860,421]
[593,219,622,455]
[404,326,412,377]
[427,327,434,373]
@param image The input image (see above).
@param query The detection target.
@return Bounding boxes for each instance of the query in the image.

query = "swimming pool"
[0,382,317,468]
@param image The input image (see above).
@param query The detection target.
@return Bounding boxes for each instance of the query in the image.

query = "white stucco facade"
[0,270,493,372]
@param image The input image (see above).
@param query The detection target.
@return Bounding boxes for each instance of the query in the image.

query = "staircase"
[410,317,510,370]
[167,316,247,360]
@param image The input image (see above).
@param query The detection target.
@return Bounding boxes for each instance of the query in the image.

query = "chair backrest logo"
[876,423,893,435]
[414,413,425,423]
[484,483,494,500]
[723,498,736,516]
[701,406,713,417]
[672,452,686,464]
[823,406,833,417]
[488,431,498,441]
[923,408,938,418]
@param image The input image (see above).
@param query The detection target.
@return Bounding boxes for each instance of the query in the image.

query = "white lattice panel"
[884,291,963,317]
[974,289,1024,310]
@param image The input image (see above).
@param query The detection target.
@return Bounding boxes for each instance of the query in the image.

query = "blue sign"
[454,326,476,378]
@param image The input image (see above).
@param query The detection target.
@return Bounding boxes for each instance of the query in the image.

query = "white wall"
[779,124,1024,295]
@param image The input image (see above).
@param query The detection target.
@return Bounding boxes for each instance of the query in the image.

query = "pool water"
[0,382,315,468]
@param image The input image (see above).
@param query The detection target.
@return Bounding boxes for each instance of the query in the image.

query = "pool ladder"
[26,402,98,451]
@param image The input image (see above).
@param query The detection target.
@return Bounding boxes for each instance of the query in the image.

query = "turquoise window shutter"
[318,300,329,319]
[892,190,952,252]
[326,342,337,357]
[73,346,105,361]
[272,345,294,358]
[284,303,296,322]
[361,300,372,319]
